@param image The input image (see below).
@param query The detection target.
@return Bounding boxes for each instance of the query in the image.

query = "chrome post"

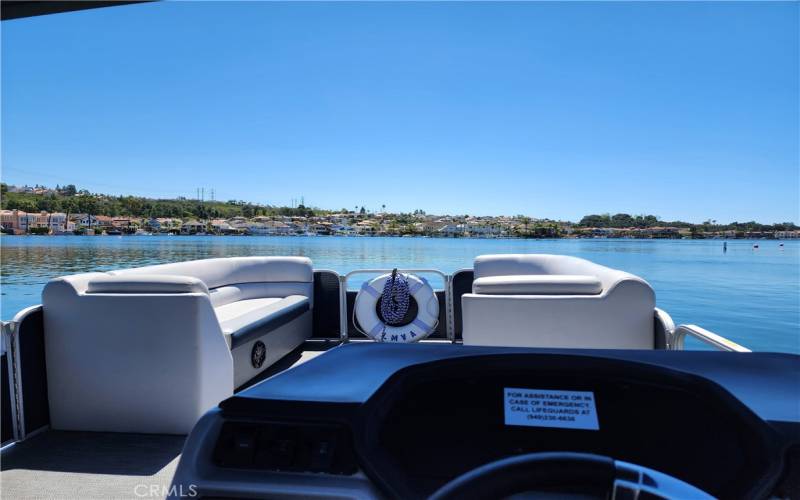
[672,324,750,352]
[1,319,22,443]
[654,308,676,349]
[338,274,349,343]
[445,274,455,342]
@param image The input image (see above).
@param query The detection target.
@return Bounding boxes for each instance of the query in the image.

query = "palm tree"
[520,216,531,237]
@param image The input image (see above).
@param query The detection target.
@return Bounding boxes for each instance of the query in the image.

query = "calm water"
[1,235,798,353]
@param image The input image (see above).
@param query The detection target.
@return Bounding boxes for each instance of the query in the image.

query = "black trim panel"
[17,307,50,434]
[1,1,150,21]
[312,271,341,339]
[451,270,474,340]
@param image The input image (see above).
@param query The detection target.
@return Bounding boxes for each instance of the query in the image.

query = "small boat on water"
[1,253,797,499]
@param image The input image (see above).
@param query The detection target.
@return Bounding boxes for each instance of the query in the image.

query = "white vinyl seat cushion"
[215,297,283,327]
[86,274,210,295]
[215,295,309,340]
[472,275,602,295]
[109,256,313,289]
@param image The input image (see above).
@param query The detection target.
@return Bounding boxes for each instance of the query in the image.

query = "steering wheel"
[429,452,714,500]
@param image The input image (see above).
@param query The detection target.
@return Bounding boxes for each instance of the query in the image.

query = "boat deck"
[1,431,184,500]
[0,341,334,499]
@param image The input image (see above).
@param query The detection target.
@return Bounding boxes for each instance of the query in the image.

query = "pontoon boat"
[2,254,798,499]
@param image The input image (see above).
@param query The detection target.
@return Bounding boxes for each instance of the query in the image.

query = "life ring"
[355,273,439,342]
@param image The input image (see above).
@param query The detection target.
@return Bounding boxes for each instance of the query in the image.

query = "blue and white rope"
[380,269,410,325]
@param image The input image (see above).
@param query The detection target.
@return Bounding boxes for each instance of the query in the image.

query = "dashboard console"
[171,343,800,499]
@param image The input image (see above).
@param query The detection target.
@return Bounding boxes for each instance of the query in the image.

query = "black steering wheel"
[429,452,713,500]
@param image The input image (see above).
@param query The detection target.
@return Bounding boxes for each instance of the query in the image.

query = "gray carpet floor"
[1,431,185,500]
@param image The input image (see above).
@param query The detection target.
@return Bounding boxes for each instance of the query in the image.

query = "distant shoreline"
[1,233,797,241]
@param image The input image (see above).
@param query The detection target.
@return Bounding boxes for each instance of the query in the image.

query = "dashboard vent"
[213,421,358,475]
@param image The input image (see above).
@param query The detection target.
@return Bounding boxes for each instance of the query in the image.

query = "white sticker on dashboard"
[504,388,599,430]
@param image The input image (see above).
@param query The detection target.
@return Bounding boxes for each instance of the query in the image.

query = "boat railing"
[1,319,20,446]
[672,324,751,352]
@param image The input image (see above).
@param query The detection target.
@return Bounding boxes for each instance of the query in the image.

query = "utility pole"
[201,187,205,202]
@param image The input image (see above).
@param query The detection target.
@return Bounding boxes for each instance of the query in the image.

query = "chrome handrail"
[1,319,21,444]
[672,324,751,352]
[654,307,676,349]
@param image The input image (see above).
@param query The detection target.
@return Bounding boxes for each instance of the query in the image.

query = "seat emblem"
[251,341,267,368]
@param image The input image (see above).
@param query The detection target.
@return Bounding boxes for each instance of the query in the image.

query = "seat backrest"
[109,256,313,288]
[109,256,314,307]
[42,273,232,434]
[473,254,639,293]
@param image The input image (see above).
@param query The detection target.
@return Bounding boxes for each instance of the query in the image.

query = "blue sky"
[2,1,798,223]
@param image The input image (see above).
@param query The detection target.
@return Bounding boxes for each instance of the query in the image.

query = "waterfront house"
[0,209,27,233]
[226,219,250,233]
[439,224,467,237]
[244,222,268,235]
[181,220,206,235]
[227,216,248,225]
[156,218,182,232]
[266,221,292,235]
[76,215,100,228]
[32,212,49,229]
[21,213,38,231]
[95,216,114,229]
[210,219,240,235]
[311,222,332,235]
[354,220,378,235]
[331,224,355,236]
[145,218,162,231]
[111,218,138,231]
[639,227,682,239]
[50,213,72,232]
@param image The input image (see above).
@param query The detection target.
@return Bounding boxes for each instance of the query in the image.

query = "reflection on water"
[1,235,798,353]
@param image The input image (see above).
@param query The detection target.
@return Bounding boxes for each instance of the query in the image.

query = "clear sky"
[2,1,798,223]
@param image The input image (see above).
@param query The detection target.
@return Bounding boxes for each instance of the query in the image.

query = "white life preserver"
[354,273,439,343]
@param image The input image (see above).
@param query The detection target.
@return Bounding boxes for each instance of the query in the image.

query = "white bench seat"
[42,256,314,434]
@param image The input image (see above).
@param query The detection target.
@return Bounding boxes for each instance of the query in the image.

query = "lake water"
[1,235,798,353]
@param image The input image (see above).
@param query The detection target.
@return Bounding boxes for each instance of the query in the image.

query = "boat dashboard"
[171,343,800,499]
